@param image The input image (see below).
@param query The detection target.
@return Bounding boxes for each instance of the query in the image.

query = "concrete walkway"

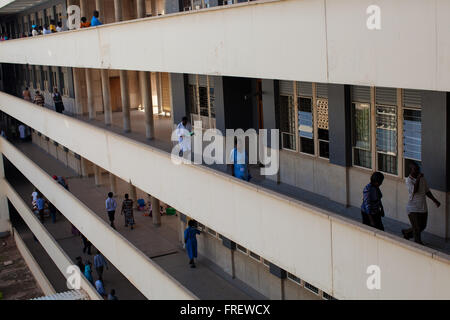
[73,110,450,255]
[7,141,264,300]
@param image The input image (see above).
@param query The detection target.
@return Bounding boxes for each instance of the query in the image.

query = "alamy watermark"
[171,121,279,176]
[366,264,381,290]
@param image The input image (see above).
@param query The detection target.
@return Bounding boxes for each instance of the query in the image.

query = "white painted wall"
[0,137,196,300]
[1,94,450,299]
[1,0,449,91]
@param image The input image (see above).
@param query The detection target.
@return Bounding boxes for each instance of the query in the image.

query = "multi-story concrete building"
[0,0,449,300]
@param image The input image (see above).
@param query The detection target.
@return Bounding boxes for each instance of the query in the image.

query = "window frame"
[189,75,215,130]
[351,101,372,170]
[375,103,398,176]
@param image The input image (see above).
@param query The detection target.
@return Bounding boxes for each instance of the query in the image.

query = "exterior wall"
[0,139,196,300]
[197,231,233,277]
[3,93,450,299]
[2,1,450,92]
[278,150,347,205]
[234,250,282,300]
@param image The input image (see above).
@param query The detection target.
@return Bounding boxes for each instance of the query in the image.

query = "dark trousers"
[82,237,92,255]
[402,212,428,244]
[38,209,45,223]
[107,211,115,228]
[96,266,104,281]
[361,211,384,231]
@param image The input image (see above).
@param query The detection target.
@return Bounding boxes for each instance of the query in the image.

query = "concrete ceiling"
[0,0,48,15]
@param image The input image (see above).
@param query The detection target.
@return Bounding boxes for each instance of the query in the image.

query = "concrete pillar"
[120,70,131,132]
[151,0,157,16]
[170,73,188,125]
[95,0,104,22]
[156,72,163,114]
[422,91,448,192]
[114,0,123,22]
[129,183,137,208]
[80,157,89,177]
[80,0,88,18]
[328,84,352,167]
[85,68,95,120]
[139,71,154,139]
[109,173,117,194]
[94,165,101,186]
[151,196,161,226]
[73,68,86,115]
[101,69,112,126]
[0,154,10,233]
[137,0,146,18]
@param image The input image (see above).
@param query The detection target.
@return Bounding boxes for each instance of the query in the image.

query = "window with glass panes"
[351,86,372,168]
[297,82,314,155]
[187,74,216,129]
[375,87,398,175]
[279,80,296,151]
[316,83,329,159]
[402,89,422,177]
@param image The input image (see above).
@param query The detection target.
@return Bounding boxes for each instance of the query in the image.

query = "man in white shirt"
[105,192,118,229]
[176,116,192,157]
[18,124,28,141]
[401,162,440,245]
[31,188,39,207]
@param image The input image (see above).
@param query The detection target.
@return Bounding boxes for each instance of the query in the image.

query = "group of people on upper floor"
[30,20,63,37]
[22,87,65,114]
[2,10,103,41]
[361,163,440,246]
[81,11,103,28]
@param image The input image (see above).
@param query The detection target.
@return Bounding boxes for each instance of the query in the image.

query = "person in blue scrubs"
[184,220,201,268]
[91,10,103,27]
[229,137,250,181]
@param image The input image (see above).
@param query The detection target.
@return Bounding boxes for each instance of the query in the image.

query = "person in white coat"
[176,116,192,157]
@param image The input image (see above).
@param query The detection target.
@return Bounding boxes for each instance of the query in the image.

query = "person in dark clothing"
[361,172,385,231]
[52,88,65,113]
[75,256,85,273]
[81,234,92,255]
[48,201,57,223]
[184,220,201,268]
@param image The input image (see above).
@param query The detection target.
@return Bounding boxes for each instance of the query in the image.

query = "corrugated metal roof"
[31,290,89,300]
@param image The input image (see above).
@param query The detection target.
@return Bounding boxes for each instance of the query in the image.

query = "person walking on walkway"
[36,193,46,223]
[81,234,92,255]
[361,172,385,231]
[94,250,108,281]
[176,116,192,157]
[52,88,65,113]
[105,192,117,229]
[108,289,118,300]
[33,90,45,107]
[95,279,107,298]
[121,194,135,230]
[229,137,251,181]
[48,201,57,223]
[75,256,85,273]
[401,162,440,245]
[91,11,103,27]
[18,123,29,142]
[23,87,31,102]
[84,261,94,285]
[184,220,201,268]
[53,175,69,190]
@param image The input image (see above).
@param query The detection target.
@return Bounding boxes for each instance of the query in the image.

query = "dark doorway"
[223,76,255,131]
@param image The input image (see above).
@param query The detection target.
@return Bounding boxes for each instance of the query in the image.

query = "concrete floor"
[0,235,43,300]
[7,140,265,300]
